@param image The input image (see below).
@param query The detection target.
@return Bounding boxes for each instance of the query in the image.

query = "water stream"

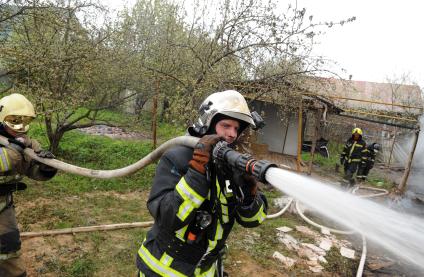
[266,167,424,271]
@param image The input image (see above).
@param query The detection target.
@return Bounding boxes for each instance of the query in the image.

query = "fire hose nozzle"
[212,141,277,183]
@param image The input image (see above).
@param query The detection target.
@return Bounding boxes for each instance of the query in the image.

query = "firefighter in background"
[0,93,57,277]
[136,90,268,277]
[340,128,367,187]
[357,142,381,181]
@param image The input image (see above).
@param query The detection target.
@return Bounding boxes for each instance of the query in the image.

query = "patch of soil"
[19,190,151,276]
[226,252,289,277]
[78,125,150,140]
[22,234,95,276]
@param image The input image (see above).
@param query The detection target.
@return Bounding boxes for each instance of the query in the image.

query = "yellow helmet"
[0,93,36,133]
[352,127,363,135]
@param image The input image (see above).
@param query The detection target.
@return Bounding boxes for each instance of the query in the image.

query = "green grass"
[25,124,157,196]
[67,255,97,277]
[365,171,394,189]
[15,111,158,276]
[323,246,358,276]
[16,110,367,276]
[301,141,394,188]
[301,141,342,170]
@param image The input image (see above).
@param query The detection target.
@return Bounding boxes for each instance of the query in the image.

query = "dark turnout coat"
[0,124,57,277]
[136,144,267,277]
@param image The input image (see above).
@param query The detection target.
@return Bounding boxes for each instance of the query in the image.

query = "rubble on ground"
[272,251,296,268]
[274,225,357,273]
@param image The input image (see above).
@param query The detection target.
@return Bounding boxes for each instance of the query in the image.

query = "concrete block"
[276,226,293,233]
[319,239,333,251]
[272,251,296,268]
[340,247,355,259]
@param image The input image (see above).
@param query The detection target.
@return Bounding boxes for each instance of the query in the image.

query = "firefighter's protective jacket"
[360,144,377,169]
[0,124,57,276]
[340,137,366,164]
[0,124,57,191]
[136,145,267,277]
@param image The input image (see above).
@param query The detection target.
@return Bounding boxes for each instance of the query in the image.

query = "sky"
[296,0,424,88]
[103,0,424,88]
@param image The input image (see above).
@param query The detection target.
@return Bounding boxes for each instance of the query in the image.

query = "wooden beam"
[21,221,154,238]
[398,129,420,193]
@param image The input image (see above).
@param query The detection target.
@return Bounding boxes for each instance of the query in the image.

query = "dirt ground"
[16,126,424,276]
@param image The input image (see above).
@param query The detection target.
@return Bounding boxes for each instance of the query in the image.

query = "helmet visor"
[4,115,33,133]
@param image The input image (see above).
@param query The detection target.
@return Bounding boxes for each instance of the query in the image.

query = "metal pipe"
[343,109,418,123]
[302,92,423,110]
[337,113,418,130]
[0,135,199,179]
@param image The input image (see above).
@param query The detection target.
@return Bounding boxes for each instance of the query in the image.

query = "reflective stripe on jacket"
[340,137,366,164]
[136,144,267,276]
[360,146,376,168]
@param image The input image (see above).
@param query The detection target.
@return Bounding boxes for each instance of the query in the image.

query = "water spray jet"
[2,134,423,273]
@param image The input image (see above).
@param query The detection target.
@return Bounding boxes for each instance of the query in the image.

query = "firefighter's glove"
[35,150,55,159]
[233,171,258,204]
[189,135,222,174]
[242,174,258,197]
[340,157,345,166]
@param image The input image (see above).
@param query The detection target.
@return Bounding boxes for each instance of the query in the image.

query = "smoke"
[408,115,424,194]
[266,168,424,272]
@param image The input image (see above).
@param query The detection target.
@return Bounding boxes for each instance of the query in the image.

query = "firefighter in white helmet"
[0,93,57,277]
[136,90,268,277]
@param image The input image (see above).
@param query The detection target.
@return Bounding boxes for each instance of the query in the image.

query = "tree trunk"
[397,129,420,193]
[160,97,169,122]
[48,128,65,154]
[152,79,159,149]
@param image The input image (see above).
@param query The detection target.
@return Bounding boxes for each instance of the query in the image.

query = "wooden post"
[152,79,159,149]
[296,97,303,172]
[21,221,154,238]
[307,109,322,175]
[398,129,420,193]
[387,127,397,168]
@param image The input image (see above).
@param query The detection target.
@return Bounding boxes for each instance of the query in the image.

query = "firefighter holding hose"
[136,90,268,277]
[0,93,57,277]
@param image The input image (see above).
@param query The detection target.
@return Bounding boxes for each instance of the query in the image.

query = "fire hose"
[0,135,199,179]
[295,184,388,277]
[1,134,386,275]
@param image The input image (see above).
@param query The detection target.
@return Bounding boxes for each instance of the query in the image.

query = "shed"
[226,79,340,172]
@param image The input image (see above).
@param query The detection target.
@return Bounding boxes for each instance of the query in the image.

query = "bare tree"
[118,0,355,122]
[1,0,136,152]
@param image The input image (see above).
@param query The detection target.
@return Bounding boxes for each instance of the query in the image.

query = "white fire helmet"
[0,93,36,133]
[192,90,256,136]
